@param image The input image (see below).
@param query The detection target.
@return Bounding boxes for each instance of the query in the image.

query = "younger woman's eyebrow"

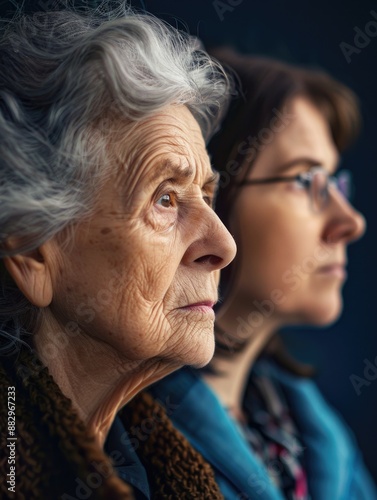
[273,157,338,175]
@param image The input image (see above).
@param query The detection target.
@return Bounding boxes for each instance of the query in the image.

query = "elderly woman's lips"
[179,301,216,315]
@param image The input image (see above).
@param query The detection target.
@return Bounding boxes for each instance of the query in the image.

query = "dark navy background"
[1,0,376,479]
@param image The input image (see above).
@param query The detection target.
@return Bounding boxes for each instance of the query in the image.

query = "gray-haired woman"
[0,4,236,498]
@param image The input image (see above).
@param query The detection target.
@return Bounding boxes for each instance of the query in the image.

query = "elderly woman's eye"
[156,193,175,208]
[203,195,213,207]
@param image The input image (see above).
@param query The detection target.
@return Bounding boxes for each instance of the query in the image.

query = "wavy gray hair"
[0,3,232,353]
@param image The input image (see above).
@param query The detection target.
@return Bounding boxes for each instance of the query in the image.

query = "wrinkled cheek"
[138,262,178,303]
[110,292,168,353]
[143,272,171,301]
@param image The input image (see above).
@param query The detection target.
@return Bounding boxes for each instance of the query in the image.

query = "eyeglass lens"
[310,169,352,212]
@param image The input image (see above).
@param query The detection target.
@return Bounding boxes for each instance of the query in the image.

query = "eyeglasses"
[237,166,353,213]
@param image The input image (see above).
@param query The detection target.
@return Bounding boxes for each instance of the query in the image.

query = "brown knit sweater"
[0,347,223,499]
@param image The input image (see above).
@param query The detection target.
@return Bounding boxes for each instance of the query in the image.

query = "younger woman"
[151,51,376,499]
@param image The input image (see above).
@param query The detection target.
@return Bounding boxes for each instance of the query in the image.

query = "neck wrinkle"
[33,312,181,450]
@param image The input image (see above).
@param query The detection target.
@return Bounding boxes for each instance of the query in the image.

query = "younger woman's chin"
[305,299,343,327]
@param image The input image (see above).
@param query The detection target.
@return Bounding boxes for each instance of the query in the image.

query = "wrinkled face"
[49,106,236,367]
[230,97,365,326]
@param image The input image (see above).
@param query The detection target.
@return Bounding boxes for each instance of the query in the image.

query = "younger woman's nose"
[323,191,366,245]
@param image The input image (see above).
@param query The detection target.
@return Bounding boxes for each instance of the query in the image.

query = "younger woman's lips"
[317,264,347,279]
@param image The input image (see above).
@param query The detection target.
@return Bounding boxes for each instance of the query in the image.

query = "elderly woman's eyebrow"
[204,171,220,188]
[148,160,195,186]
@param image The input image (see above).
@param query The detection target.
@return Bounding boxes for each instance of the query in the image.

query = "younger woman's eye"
[293,177,310,190]
[293,179,305,189]
[156,193,175,208]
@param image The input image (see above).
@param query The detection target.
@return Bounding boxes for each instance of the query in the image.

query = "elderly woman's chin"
[188,324,216,368]
[165,320,216,369]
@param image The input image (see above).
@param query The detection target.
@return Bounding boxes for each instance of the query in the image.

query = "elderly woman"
[0,5,236,499]
[151,51,377,499]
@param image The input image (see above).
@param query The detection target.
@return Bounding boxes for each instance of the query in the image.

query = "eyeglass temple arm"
[238,175,298,187]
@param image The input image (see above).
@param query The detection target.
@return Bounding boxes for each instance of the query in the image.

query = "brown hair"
[208,49,361,374]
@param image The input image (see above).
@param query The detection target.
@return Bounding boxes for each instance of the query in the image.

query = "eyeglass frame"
[236,165,353,213]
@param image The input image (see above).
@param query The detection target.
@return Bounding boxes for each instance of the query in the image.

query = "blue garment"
[105,415,150,499]
[150,364,377,500]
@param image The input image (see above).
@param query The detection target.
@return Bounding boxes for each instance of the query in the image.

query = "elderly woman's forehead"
[127,106,204,146]
[112,106,209,175]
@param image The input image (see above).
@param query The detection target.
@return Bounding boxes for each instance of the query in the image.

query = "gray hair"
[0,3,232,353]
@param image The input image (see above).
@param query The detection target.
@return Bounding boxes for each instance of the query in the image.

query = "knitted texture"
[0,347,224,499]
[0,347,134,499]
[121,392,224,499]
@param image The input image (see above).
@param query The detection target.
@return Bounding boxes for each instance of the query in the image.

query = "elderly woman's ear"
[3,241,54,307]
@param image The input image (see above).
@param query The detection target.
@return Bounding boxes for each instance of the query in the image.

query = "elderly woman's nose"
[323,192,366,245]
[185,209,237,270]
